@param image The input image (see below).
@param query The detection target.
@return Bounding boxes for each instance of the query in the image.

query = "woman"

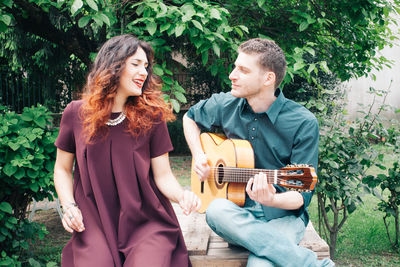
[54,34,200,266]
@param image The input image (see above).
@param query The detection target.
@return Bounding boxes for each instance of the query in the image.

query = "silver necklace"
[106,112,126,126]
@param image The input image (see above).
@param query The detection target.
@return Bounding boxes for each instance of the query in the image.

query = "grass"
[30,153,400,266]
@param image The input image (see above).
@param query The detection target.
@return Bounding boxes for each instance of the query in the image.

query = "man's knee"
[206,198,233,227]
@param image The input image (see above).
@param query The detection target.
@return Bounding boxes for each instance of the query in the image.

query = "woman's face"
[117,47,149,98]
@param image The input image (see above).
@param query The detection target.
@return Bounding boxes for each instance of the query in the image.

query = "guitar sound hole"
[216,164,224,185]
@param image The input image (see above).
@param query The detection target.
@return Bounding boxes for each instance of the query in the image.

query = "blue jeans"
[206,198,335,267]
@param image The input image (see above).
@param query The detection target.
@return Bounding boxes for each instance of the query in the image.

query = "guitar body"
[191,133,255,213]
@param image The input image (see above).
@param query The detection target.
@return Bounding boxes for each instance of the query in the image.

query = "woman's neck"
[112,93,127,112]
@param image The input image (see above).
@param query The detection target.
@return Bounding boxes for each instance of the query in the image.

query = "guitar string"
[202,167,313,185]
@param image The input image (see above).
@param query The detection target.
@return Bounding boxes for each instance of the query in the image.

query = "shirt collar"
[239,88,286,125]
[266,88,286,124]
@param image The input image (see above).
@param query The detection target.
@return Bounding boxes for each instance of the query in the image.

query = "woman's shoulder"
[61,100,84,123]
[63,100,84,113]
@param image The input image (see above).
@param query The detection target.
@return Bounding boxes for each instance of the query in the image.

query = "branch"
[8,0,98,66]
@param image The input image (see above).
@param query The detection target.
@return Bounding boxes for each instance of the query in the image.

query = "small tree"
[315,88,389,259]
[363,125,400,250]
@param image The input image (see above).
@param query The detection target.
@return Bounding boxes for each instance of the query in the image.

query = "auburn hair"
[80,34,175,143]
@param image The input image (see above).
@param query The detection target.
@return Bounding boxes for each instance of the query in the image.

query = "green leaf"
[28,258,41,267]
[86,0,98,11]
[146,21,157,36]
[2,0,13,8]
[78,16,91,28]
[14,168,25,179]
[3,164,17,177]
[21,113,33,121]
[99,13,111,26]
[170,99,180,113]
[8,217,17,224]
[162,76,174,85]
[304,47,315,56]
[0,202,12,214]
[257,0,266,7]
[320,61,329,73]
[92,14,103,27]
[175,24,185,37]
[192,20,203,31]
[307,64,316,74]
[174,91,187,103]
[34,117,46,128]
[210,8,221,20]
[71,0,83,15]
[160,23,171,33]
[299,22,309,31]
[212,43,220,57]
[27,169,39,179]
[0,258,13,266]
[328,161,339,169]
[8,142,20,151]
[30,183,40,192]
[293,62,305,72]
[0,14,12,26]
[238,25,249,33]
[153,65,164,76]
[201,51,208,65]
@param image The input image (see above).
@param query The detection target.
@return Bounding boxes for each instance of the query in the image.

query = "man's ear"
[263,71,276,87]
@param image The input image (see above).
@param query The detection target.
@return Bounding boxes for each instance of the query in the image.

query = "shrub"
[0,104,58,264]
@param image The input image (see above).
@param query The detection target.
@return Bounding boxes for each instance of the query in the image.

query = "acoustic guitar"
[191,133,318,213]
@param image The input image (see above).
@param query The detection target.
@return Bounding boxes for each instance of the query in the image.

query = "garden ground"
[30,156,400,266]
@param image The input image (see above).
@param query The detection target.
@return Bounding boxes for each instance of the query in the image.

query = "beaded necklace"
[106,112,126,126]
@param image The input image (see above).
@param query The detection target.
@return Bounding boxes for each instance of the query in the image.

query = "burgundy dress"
[55,100,191,267]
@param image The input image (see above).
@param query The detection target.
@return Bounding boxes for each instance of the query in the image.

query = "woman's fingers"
[180,190,201,215]
[62,207,85,232]
[61,217,74,233]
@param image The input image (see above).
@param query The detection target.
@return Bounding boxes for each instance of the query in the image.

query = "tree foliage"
[1,0,399,112]
[0,0,247,112]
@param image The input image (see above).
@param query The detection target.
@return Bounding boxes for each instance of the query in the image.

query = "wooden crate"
[173,204,330,266]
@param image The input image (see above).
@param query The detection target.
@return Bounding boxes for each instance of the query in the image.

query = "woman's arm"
[54,148,85,233]
[151,153,201,215]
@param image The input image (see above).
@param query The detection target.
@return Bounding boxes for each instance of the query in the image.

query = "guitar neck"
[219,167,282,184]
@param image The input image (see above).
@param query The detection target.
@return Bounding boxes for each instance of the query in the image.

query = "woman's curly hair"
[80,34,175,143]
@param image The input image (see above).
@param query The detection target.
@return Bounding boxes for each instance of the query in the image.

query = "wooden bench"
[173,204,330,267]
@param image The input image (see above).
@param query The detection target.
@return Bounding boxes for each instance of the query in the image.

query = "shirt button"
[252,127,255,131]
[251,137,254,140]
[254,118,257,121]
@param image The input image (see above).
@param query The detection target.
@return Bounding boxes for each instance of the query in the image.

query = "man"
[183,38,335,267]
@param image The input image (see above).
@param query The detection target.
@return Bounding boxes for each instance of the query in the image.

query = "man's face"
[229,52,267,99]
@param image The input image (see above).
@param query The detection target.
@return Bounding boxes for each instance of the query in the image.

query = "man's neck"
[247,88,277,113]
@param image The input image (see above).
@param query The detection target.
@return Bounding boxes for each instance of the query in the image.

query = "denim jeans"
[206,198,335,267]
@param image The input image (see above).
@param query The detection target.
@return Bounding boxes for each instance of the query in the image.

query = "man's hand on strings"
[246,172,276,207]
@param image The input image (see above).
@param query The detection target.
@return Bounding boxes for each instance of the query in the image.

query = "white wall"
[345,15,400,120]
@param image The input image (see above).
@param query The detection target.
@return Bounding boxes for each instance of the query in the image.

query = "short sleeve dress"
[55,100,191,267]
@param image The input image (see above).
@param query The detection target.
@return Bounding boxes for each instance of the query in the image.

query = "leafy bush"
[0,104,58,264]
[363,126,400,250]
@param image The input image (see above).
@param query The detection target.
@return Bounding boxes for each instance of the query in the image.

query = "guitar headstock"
[278,164,317,191]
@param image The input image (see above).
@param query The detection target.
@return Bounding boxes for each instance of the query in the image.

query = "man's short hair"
[238,38,287,89]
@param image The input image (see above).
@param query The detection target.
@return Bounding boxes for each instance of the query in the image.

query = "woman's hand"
[179,190,202,215]
[62,204,85,233]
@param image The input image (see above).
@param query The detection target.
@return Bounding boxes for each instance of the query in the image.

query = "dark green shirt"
[186,89,319,226]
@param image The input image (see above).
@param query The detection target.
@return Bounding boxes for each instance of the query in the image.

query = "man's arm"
[246,172,304,210]
[182,113,210,181]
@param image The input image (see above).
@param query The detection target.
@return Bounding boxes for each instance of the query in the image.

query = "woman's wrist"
[62,202,78,213]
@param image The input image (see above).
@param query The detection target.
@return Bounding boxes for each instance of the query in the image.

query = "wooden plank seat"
[172,204,330,267]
